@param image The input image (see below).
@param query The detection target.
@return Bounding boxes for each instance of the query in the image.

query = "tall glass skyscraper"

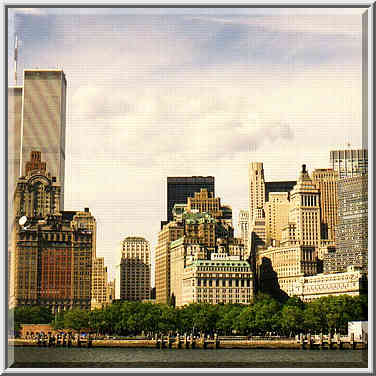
[330,149,368,179]
[165,176,215,223]
[19,69,67,209]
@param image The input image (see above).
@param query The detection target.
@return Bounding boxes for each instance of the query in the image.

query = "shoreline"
[9,338,367,350]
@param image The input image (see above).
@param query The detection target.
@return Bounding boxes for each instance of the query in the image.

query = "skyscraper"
[265,181,296,202]
[8,86,23,204]
[324,174,368,274]
[238,210,249,254]
[248,162,265,225]
[166,176,215,223]
[248,162,296,256]
[120,237,151,301]
[155,221,184,304]
[257,165,320,297]
[19,69,67,209]
[71,208,97,258]
[264,192,290,246]
[10,152,93,311]
[91,257,114,309]
[311,168,339,241]
[288,165,321,247]
[330,149,368,179]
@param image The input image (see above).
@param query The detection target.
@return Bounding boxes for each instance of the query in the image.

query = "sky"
[7,7,365,284]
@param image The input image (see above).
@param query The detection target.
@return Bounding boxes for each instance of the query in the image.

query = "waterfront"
[9,347,368,368]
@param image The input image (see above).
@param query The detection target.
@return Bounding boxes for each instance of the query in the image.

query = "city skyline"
[8,7,365,283]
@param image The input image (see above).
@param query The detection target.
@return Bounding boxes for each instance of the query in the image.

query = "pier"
[9,333,367,350]
[297,332,367,350]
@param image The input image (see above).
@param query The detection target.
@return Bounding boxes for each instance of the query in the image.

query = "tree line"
[10,293,367,337]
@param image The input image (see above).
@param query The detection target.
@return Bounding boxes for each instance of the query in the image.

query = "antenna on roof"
[14,34,18,85]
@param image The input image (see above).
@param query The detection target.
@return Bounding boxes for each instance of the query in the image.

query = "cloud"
[12,8,47,16]
[9,10,364,281]
[190,14,362,34]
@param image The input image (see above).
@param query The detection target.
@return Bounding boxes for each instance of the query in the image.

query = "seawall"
[8,338,366,350]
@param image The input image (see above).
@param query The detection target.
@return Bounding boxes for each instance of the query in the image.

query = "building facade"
[257,165,320,298]
[238,210,249,254]
[324,174,368,274]
[8,86,23,209]
[248,162,265,226]
[291,266,367,302]
[19,69,67,209]
[166,176,215,223]
[265,181,296,202]
[264,192,289,246]
[181,257,253,306]
[71,208,97,258]
[9,152,94,311]
[330,149,368,179]
[91,257,113,310]
[288,165,321,247]
[155,221,185,304]
[170,236,207,307]
[312,168,339,241]
[120,237,151,301]
[183,211,216,248]
[257,244,317,297]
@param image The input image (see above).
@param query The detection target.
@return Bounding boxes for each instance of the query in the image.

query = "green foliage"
[9,306,54,335]
[63,309,89,331]
[9,294,367,337]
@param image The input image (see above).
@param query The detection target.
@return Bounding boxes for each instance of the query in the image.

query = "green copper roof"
[183,211,215,224]
[170,236,185,248]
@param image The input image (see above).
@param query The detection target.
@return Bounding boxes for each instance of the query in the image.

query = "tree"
[280,305,304,336]
[63,309,89,332]
[157,304,177,334]
[216,304,243,335]
[51,310,65,330]
[252,294,281,335]
[10,306,54,336]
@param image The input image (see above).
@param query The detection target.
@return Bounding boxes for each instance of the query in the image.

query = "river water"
[9,347,368,368]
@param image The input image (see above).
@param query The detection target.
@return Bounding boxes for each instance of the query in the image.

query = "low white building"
[181,258,253,306]
[348,321,368,339]
[291,266,366,302]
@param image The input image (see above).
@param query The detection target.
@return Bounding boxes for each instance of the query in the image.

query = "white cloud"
[189,14,362,35]
[12,8,47,16]
[10,11,364,282]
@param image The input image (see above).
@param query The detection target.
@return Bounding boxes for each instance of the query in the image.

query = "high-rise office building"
[264,192,290,246]
[288,165,321,247]
[166,176,215,223]
[19,69,67,209]
[265,181,296,202]
[160,188,246,305]
[238,210,249,254]
[10,152,93,311]
[155,221,184,304]
[71,208,97,258]
[91,258,114,309]
[183,211,216,248]
[8,86,23,303]
[107,280,115,303]
[91,257,109,310]
[248,162,265,224]
[8,86,23,204]
[120,237,151,301]
[186,188,221,216]
[324,174,368,274]
[330,149,368,179]
[257,165,320,297]
[311,168,339,241]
